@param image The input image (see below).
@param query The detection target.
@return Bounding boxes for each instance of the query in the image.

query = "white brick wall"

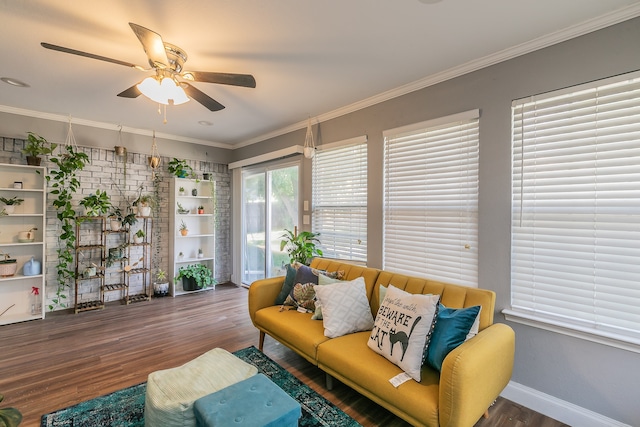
[1,137,231,311]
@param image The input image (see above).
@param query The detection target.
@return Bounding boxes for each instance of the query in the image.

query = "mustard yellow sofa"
[248,258,515,427]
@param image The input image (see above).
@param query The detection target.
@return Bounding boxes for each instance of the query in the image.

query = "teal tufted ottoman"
[144,348,258,427]
[193,373,301,427]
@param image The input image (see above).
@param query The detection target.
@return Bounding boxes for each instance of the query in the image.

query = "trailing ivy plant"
[46,145,89,310]
[151,172,163,275]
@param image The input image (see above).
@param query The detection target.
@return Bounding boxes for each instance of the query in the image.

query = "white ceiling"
[1,0,639,149]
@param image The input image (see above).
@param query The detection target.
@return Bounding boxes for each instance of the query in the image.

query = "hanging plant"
[151,172,164,275]
[46,144,89,310]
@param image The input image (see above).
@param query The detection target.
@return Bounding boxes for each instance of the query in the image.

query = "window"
[509,71,640,346]
[383,110,479,286]
[312,136,367,262]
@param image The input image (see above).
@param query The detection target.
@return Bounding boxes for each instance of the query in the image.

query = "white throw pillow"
[367,285,439,382]
[313,277,374,338]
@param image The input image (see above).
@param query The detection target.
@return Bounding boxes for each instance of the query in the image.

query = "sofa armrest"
[438,322,515,427]
[247,276,285,325]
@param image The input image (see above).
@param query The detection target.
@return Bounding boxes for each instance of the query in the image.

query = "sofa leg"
[259,331,265,351]
[483,409,489,419]
[325,373,334,390]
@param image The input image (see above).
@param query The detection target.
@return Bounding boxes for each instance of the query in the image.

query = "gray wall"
[230,17,640,425]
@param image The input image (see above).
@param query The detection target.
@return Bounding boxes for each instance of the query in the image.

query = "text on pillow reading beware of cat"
[367,285,439,382]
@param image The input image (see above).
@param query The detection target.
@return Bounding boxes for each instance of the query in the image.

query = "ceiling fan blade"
[41,42,138,68]
[182,83,225,111]
[117,84,142,98]
[182,71,256,88]
[129,22,169,69]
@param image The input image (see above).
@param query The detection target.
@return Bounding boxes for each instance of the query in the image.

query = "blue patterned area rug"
[40,346,361,427]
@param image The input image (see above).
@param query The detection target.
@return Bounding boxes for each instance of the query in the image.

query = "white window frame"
[382,110,479,286]
[505,71,640,353]
[312,135,368,263]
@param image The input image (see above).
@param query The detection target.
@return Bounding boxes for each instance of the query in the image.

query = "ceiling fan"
[41,22,256,111]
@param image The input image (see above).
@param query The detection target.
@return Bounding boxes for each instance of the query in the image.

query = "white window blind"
[312,137,367,262]
[511,71,640,344]
[383,110,479,286]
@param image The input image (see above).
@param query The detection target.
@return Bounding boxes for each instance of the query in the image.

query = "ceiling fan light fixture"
[137,76,189,106]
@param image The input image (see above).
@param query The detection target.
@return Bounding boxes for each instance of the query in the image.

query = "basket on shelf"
[0,253,18,277]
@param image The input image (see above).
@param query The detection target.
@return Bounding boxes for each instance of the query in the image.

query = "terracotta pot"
[180,229,188,236]
[148,156,161,169]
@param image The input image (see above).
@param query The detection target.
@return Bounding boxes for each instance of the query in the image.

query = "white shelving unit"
[0,164,46,325]
[169,177,216,296]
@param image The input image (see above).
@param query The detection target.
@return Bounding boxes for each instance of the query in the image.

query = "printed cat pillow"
[368,285,439,382]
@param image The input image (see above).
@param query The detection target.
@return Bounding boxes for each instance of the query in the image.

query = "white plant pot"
[133,235,143,244]
[110,220,122,231]
[138,206,152,217]
[3,205,15,214]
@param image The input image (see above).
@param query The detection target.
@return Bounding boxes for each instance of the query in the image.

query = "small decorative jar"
[192,188,198,196]
[13,181,22,189]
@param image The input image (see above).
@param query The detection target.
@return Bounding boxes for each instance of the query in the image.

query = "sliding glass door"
[242,162,299,285]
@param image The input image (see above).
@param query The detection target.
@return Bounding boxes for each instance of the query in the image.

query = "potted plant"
[179,220,188,236]
[174,263,213,291]
[197,205,204,214]
[153,269,169,297]
[0,197,23,214]
[168,158,195,179]
[22,132,57,166]
[133,229,145,244]
[280,228,323,265]
[79,189,111,216]
[197,248,204,258]
[178,186,186,196]
[0,393,22,427]
[134,194,155,217]
[0,253,18,278]
[178,251,184,260]
[108,206,124,231]
[105,243,127,267]
[177,202,190,215]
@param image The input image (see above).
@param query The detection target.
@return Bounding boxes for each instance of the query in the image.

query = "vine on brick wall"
[46,145,89,310]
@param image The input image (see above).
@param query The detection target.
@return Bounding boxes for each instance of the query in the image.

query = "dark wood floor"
[0,284,568,427]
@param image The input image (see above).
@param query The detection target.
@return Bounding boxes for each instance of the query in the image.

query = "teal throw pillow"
[425,304,481,372]
[274,263,301,305]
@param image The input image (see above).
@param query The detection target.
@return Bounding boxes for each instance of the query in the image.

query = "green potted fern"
[174,264,214,291]
[280,229,323,265]
[22,132,57,166]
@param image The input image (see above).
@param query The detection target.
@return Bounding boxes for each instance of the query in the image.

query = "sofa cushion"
[254,306,329,363]
[274,263,300,305]
[314,277,374,338]
[425,304,481,372]
[367,285,439,381]
[317,331,440,427]
[283,282,317,312]
[311,273,342,320]
[282,265,340,310]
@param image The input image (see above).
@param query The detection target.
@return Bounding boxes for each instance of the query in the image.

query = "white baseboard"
[501,382,631,427]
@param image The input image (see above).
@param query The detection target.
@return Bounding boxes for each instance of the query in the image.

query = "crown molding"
[235,4,640,149]
[0,104,234,149]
